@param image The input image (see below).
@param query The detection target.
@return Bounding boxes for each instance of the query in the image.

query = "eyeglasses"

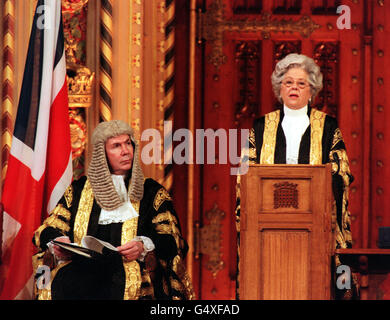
[281,78,310,89]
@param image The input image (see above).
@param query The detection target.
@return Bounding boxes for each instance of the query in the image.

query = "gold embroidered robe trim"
[33,177,194,300]
[55,205,72,221]
[35,180,94,300]
[309,108,326,165]
[152,211,196,299]
[260,110,280,164]
[329,148,353,248]
[34,258,72,300]
[152,210,178,225]
[259,108,326,165]
[153,188,172,211]
[249,127,256,147]
[171,255,196,300]
[73,179,94,244]
[64,185,73,208]
[331,128,343,149]
[152,211,180,247]
[33,244,72,300]
[139,271,154,297]
[121,207,141,300]
[330,149,351,186]
[248,128,257,164]
[33,205,71,248]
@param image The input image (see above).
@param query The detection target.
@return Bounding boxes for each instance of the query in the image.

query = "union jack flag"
[1,0,72,299]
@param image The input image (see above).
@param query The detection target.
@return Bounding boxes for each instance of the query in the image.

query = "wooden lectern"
[239,164,334,300]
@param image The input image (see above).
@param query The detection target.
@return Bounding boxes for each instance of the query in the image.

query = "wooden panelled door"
[183,0,386,299]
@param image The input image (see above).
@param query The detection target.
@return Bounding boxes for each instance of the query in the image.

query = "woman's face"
[280,67,312,110]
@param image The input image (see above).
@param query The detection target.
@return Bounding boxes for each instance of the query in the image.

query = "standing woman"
[236,53,356,298]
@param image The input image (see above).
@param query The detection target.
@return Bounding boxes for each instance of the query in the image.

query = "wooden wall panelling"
[361,0,373,250]
[177,0,390,299]
[305,1,365,248]
[312,42,338,118]
[371,0,390,248]
[331,0,364,249]
[201,28,238,300]
[338,1,365,249]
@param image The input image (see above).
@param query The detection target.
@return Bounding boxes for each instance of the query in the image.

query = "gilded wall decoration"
[62,0,93,179]
[195,203,225,279]
[199,0,321,70]
[129,1,142,140]
[62,0,88,65]
[69,109,87,179]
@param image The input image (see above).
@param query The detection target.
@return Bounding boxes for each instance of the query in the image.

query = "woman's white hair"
[271,53,323,103]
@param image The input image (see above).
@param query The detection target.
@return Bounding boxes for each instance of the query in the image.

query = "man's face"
[105,134,134,175]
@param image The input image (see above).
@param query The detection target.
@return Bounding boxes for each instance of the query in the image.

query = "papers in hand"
[52,236,118,259]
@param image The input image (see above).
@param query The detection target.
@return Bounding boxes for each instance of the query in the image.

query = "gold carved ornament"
[62,0,94,178]
[66,64,94,179]
[67,65,95,109]
[194,202,225,279]
[153,188,172,211]
[62,0,89,12]
[273,182,299,209]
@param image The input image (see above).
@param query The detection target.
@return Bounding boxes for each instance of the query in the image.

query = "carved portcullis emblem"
[273,181,298,209]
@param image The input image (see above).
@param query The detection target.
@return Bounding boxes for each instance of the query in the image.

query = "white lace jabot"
[98,174,139,225]
[281,105,310,164]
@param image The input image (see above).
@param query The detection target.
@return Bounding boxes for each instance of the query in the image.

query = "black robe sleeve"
[325,116,354,249]
[137,178,194,299]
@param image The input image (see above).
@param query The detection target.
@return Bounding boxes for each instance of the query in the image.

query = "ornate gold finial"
[67,64,95,108]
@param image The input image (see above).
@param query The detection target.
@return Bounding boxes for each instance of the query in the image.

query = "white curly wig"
[271,53,323,103]
[87,120,144,211]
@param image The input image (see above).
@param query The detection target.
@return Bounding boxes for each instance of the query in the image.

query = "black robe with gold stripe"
[32,176,194,300]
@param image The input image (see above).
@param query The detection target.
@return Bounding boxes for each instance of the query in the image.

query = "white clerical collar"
[98,174,138,225]
[111,174,128,202]
[283,104,308,118]
[282,104,310,164]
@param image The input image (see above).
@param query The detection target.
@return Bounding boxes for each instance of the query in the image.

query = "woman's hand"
[52,236,73,261]
[117,240,144,261]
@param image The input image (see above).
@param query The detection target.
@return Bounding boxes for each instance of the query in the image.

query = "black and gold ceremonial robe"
[237,107,353,250]
[32,176,194,300]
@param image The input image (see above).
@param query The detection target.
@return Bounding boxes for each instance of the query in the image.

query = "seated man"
[32,120,194,300]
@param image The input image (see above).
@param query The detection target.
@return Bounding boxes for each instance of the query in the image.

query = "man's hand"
[52,236,73,261]
[117,240,144,261]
